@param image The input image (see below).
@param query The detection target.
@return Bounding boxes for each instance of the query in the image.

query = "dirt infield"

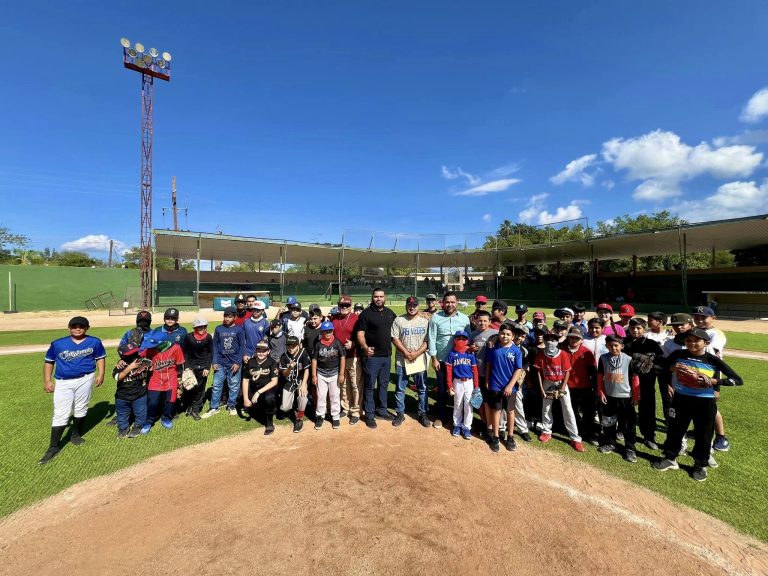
[1,423,766,576]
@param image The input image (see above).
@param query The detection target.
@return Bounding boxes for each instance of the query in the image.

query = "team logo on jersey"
[223,336,233,350]
[59,348,95,361]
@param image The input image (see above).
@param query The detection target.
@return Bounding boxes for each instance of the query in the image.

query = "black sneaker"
[375,411,395,421]
[38,447,60,465]
[365,417,377,429]
[505,437,517,452]
[70,435,85,446]
[350,416,360,425]
[339,409,347,418]
[293,419,304,433]
[392,413,405,427]
[314,417,324,430]
[643,438,659,451]
[692,465,708,482]
[191,411,201,421]
[490,437,500,453]
[117,428,129,439]
[419,413,431,428]
[598,444,615,454]
[332,420,340,429]
[105,416,118,427]
[127,425,141,439]
[651,458,679,472]
[587,436,600,447]
[264,424,275,436]
[519,432,532,443]
[624,449,637,464]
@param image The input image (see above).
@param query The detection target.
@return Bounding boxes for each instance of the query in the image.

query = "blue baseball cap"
[692,306,715,317]
[286,296,298,305]
[453,330,468,339]
[320,321,334,331]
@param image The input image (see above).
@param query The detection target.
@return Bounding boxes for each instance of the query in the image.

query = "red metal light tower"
[120,38,172,308]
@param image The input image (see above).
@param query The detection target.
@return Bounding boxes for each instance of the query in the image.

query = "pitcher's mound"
[1,421,767,576]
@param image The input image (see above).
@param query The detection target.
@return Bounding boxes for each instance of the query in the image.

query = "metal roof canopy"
[154,213,768,268]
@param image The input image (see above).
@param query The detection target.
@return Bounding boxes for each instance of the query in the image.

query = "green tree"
[53,251,104,267]
[226,261,280,272]
[0,226,30,263]
[121,246,195,270]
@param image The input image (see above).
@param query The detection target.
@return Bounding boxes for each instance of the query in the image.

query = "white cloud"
[487,163,521,177]
[454,178,521,197]
[61,235,128,254]
[601,180,615,189]
[740,88,768,124]
[518,193,583,225]
[601,130,762,182]
[550,154,598,186]
[441,165,480,186]
[712,129,768,147]
[632,179,682,201]
[482,213,492,223]
[668,180,768,222]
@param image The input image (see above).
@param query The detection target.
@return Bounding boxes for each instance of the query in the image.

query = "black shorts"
[483,388,504,410]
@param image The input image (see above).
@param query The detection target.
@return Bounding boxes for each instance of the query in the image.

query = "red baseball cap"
[475,295,488,303]
[596,303,613,312]
[532,311,546,320]
[619,304,635,317]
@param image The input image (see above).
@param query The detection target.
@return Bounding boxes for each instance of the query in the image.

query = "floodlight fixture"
[142,53,153,65]
[148,47,158,57]
[162,51,172,62]
[156,59,167,68]
[135,42,145,53]
[133,56,146,68]
[127,48,137,58]
[120,37,131,48]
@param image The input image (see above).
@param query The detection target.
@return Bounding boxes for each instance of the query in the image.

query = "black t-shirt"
[313,338,346,376]
[112,361,150,401]
[278,349,311,391]
[245,356,279,394]
[303,325,321,352]
[182,333,213,370]
[355,305,397,357]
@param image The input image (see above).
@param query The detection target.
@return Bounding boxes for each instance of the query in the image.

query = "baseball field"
[0,309,767,575]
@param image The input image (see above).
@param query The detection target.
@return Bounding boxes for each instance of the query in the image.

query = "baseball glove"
[181,368,198,390]
[545,388,566,400]
[631,353,655,375]
[470,387,483,409]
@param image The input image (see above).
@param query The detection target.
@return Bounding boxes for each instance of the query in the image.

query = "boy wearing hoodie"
[202,307,245,418]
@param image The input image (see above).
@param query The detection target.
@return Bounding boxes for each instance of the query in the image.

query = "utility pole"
[108,239,114,268]
[172,175,179,270]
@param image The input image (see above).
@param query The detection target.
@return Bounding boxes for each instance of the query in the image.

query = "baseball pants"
[340,355,363,417]
[601,396,637,451]
[246,387,276,419]
[637,375,659,441]
[52,373,95,426]
[281,386,309,414]
[451,378,473,429]
[499,386,529,434]
[316,372,341,420]
[541,381,581,442]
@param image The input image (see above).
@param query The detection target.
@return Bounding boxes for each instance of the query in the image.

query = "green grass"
[0,348,765,542]
[724,331,768,353]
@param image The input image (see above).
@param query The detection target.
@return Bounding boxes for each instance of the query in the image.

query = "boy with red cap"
[595,303,626,338]
[469,295,489,330]
[617,304,635,331]
[562,327,597,444]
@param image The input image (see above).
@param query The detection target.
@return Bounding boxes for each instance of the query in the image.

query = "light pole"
[120,38,172,308]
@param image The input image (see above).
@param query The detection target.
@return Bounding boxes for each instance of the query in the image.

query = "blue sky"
[3,1,768,259]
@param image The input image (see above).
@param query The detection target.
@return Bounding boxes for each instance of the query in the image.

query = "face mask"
[453,339,468,353]
[321,332,333,342]
[544,341,559,357]
[137,320,151,331]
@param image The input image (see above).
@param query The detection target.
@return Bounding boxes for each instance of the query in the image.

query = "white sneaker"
[228,408,238,416]
[201,408,220,419]
[708,454,719,468]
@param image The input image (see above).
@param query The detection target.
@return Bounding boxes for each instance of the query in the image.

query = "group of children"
[39,295,744,482]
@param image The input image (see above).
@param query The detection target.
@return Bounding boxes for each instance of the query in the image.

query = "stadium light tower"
[120,37,172,308]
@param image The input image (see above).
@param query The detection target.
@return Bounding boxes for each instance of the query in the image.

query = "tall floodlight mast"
[120,37,172,308]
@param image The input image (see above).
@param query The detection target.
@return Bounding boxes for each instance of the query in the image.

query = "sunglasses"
[338,303,351,308]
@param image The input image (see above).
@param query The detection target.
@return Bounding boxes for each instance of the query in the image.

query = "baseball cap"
[141,335,165,350]
[286,296,298,305]
[629,317,647,327]
[252,300,266,310]
[619,304,635,317]
[596,303,613,312]
[136,310,152,322]
[223,306,236,316]
[605,334,623,345]
[235,294,246,304]
[286,335,300,346]
[572,302,586,313]
[118,342,141,357]
[309,303,322,313]
[453,330,469,339]
[509,322,529,335]
[68,316,90,328]
[566,326,584,339]
[270,319,281,328]
[426,293,437,300]
[405,296,419,307]
[552,320,569,330]
[532,311,546,320]
[338,294,352,305]
[290,302,303,310]
[491,300,508,314]
[554,307,574,319]
[255,340,270,350]
[320,321,334,331]
[684,328,712,342]
[692,306,715,317]
[164,308,179,320]
[475,295,488,303]
[667,313,693,326]
[192,316,208,328]
[515,303,528,314]
[354,302,364,310]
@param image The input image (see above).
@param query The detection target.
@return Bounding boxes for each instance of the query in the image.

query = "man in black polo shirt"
[356,287,397,429]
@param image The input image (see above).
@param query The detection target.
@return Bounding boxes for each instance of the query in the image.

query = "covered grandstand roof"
[154,213,768,268]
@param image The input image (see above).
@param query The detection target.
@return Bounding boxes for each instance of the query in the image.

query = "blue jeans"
[363,356,391,417]
[146,390,173,425]
[211,366,242,410]
[395,365,427,415]
[115,395,147,431]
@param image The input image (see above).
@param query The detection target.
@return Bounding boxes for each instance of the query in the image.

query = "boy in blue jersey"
[242,300,270,362]
[39,316,106,465]
[154,308,188,346]
[202,307,246,418]
[652,328,743,481]
[484,324,524,453]
[446,331,479,440]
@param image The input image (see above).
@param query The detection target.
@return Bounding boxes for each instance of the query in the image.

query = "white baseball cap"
[192,316,208,328]
[252,301,266,310]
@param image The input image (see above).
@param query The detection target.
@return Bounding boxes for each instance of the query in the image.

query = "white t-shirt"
[646,330,671,346]
[583,335,607,367]
[704,327,726,358]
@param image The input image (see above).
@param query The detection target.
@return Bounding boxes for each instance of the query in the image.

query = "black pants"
[637,375,658,441]
[658,379,672,424]
[569,387,596,440]
[662,393,716,466]
[247,386,276,421]
[180,368,208,414]
[601,396,636,451]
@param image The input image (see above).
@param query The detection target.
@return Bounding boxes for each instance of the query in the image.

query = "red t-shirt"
[146,344,185,400]
[534,350,572,382]
[332,313,359,358]
[563,345,595,389]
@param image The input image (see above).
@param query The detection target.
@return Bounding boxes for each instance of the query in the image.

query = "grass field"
[1,349,765,542]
